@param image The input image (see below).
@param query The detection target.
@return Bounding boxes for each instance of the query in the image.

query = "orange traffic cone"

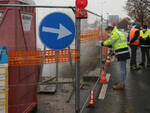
[89,90,95,107]
[105,53,111,66]
[99,67,107,83]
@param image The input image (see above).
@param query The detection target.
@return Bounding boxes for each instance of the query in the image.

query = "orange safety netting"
[80,31,100,43]
[8,29,108,66]
[79,29,108,58]
[102,46,108,59]
[80,30,108,43]
[102,31,108,59]
[8,49,80,66]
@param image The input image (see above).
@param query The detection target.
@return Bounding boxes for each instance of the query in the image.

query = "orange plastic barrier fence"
[102,46,108,59]
[8,49,80,66]
[80,31,100,43]
[102,30,108,59]
[80,29,108,43]
[79,29,108,58]
[7,30,107,66]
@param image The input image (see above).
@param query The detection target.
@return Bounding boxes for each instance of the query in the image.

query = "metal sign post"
[68,46,74,81]
[39,12,76,92]
[56,50,59,91]
[39,46,46,82]
[75,0,88,110]
[66,46,75,103]
[75,18,81,113]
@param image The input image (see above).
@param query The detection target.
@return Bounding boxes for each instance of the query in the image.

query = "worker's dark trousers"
[130,45,138,67]
[140,47,150,66]
[119,60,127,85]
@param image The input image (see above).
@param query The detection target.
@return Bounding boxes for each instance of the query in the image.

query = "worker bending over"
[99,26,130,90]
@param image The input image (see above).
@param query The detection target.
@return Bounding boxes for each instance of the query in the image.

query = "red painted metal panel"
[0,0,38,113]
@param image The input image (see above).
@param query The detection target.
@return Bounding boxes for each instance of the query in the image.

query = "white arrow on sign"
[42,24,72,40]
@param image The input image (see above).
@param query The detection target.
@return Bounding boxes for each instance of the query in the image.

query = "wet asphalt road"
[86,55,150,113]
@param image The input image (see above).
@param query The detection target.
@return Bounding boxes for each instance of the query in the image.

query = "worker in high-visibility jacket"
[139,25,150,68]
[99,26,130,90]
[128,25,141,71]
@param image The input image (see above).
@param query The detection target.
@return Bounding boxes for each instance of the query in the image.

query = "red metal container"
[0,0,38,113]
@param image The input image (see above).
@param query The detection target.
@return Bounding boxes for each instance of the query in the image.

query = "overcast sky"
[35,0,128,18]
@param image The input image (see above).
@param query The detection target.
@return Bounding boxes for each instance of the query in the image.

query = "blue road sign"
[39,12,76,50]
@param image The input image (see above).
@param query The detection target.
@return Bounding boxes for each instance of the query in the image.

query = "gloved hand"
[96,40,104,46]
[107,45,112,48]
[127,41,130,45]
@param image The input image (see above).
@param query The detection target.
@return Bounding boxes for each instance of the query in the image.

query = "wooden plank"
[39,85,56,93]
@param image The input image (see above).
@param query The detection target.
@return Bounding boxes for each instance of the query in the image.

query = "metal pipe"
[66,46,75,103]
[68,46,74,84]
[56,50,59,92]
[86,9,102,18]
[39,81,73,85]
[0,4,102,19]
[75,18,81,113]
[0,3,102,19]
[0,4,75,8]
[39,46,46,82]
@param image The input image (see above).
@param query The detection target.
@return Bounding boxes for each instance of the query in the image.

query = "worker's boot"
[130,65,141,71]
[147,62,150,67]
[139,63,145,68]
[135,65,141,70]
[130,66,137,71]
[113,83,124,90]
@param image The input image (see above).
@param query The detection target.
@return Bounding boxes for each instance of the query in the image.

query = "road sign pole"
[68,46,74,78]
[56,50,59,92]
[75,18,81,113]
[66,46,75,103]
[39,46,46,82]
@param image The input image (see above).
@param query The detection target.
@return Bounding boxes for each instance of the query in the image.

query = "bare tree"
[145,16,150,26]
[126,0,150,25]
[118,17,131,30]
